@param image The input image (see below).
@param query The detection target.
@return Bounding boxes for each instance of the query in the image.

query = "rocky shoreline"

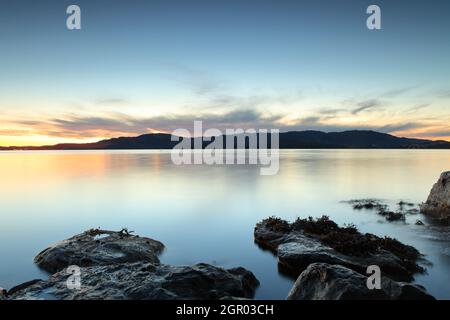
[0,219,435,301]
[1,229,259,300]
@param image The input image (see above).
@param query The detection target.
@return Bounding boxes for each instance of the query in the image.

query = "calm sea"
[0,149,449,299]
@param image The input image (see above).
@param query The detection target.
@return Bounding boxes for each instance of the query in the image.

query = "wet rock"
[6,279,43,297]
[415,220,425,226]
[0,287,7,300]
[34,228,164,273]
[348,199,387,211]
[255,216,424,281]
[398,201,415,209]
[421,171,450,219]
[287,263,435,300]
[8,229,260,300]
[9,262,259,300]
[384,211,406,222]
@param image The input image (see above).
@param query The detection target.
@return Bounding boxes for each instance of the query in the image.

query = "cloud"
[436,89,450,99]
[352,99,384,115]
[280,116,423,135]
[2,79,446,144]
[4,108,449,143]
[413,129,450,138]
[164,63,303,112]
[8,109,285,140]
[164,63,224,96]
[382,86,417,98]
[407,103,430,112]
[296,116,323,126]
[377,122,423,133]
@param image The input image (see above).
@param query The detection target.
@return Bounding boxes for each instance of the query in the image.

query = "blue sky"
[1,0,450,145]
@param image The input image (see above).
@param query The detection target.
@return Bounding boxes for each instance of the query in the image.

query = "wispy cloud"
[352,99,384,115]
[437,89,450,98]
[407,103,430,112]
[9,109,283,140]
[382,86,417,98]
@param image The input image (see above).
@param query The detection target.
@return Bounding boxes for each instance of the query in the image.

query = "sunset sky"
[1,0,450,146]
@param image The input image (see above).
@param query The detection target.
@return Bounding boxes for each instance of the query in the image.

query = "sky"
[0,0,450,146]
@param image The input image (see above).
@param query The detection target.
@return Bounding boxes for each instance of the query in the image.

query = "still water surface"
[0,150,449,299]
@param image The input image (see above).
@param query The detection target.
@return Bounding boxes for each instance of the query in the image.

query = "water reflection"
[0,150,449,299]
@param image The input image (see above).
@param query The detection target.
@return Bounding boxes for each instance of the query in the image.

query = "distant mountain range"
[1,130,450,150]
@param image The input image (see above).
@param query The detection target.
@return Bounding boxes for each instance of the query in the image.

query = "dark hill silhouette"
[1,130,449,150]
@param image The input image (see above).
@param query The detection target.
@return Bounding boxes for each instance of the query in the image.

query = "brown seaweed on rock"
[294,216,421,264]
[255,216,425,281]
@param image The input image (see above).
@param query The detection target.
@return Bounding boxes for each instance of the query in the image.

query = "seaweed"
[262,216,291,232]
[285,215,422,273]
[345,199,420,222]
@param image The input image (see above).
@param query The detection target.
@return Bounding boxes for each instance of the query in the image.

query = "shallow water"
[0,149,449,299]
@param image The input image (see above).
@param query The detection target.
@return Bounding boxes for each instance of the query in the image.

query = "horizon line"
[1,129,450,150]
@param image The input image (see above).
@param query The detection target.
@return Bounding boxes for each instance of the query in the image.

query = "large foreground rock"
[287,263,435,300]
[5,228,260,300]
[255,216,424,281]
[420,171,450,219]
[34,229,164,273]
[8,262,259,300]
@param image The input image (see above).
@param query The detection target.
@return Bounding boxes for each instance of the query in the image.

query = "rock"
[348,199,388,211]
[287,263,435,300]
[254,216,424,281]
[384,211,405,222]
[345,199,413,222]
[6,279,43,297]
[398,201,415,208]
[9,262,259,300]
[421,171,450,219]
[415,220,424,226]
[0,287,7,300]
[34,228,164,273]
[8,229,260,300]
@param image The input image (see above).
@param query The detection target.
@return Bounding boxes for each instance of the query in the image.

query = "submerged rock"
[384,211,406,222]
[421,171,450,220]
[254,216,424,281]
[34,228,164,273]
[349,199,388,211]
[9,262,259,300]
[345,199,419,222]
[287,263,435,300]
